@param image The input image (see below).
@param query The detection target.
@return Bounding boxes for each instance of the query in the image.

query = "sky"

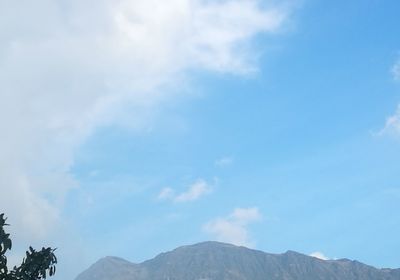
[1,0,400,279]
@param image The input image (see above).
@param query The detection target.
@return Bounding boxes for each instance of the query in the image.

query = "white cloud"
[310,251,329,260]
[379,105,400,136]
[158,179,212,202]
[377,58,400,138]
[203,207,262,247]
[215,156,234,167]
[392,59,400,81]
[174,179,212,202]
[0,0,289,246]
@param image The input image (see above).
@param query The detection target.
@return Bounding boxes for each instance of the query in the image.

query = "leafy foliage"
[0,214,57,280]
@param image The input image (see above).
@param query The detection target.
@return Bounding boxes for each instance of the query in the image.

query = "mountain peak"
[100,256,132,263]
[175,240,236,250]
[284,250,303,255]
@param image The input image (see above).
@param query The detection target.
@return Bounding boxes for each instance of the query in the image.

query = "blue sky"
[1,0,400,279]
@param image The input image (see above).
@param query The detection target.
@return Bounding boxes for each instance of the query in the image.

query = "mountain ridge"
[75,241,400,280]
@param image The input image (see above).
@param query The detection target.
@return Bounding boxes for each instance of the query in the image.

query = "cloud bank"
[0,0,288,242]
[203,207,262,247]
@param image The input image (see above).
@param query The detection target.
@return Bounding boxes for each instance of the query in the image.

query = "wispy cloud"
[158,179,212,203]
[392,59,400,81]
[310,251,329,260]
[215,156,234,167]
[376,59,400,138]
[157,187,176,200]
[174,179,213,202]
[203,207,262,247]
[379,105,400,137]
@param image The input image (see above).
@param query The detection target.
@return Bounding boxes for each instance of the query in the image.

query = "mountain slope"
[75,256,144,280]
[75,241,400,280]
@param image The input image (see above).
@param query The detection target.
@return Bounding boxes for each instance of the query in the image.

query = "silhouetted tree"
[0,213,57,280]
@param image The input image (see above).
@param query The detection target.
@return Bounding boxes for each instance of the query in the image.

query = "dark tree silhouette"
[0,213,57,280]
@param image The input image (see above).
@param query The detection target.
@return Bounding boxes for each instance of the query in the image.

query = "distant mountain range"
[75,241,400,280]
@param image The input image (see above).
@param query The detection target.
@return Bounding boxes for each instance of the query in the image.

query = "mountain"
[75,241,400,280]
